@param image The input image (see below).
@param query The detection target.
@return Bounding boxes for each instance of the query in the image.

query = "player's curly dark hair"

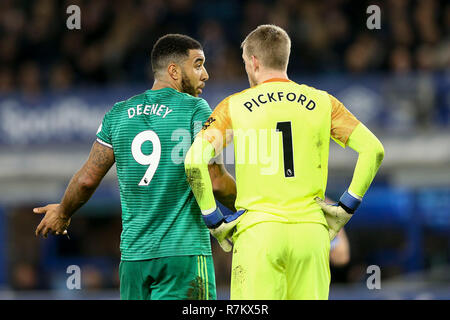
[151,34,202,78]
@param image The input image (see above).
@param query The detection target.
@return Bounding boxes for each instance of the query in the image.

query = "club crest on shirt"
[202,117,216,130]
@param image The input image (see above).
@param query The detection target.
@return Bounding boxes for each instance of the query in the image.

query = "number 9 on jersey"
[131,130,161,186]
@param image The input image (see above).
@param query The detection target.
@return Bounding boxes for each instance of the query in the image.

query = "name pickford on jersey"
[242,90,316,112]
[199,80,360,235]
[127,103,173,119]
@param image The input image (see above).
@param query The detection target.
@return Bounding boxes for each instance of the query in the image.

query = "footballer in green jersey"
[34,34,237,300]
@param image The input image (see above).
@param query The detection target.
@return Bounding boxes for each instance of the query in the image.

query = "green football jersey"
[96,88,212,261]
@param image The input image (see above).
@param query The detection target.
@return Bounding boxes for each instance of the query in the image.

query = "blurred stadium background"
[0,0,449,300]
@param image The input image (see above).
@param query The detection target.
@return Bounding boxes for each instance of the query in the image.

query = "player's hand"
[202,207,247,252]
[34,204,71,239]
[210,210,246,252]
[315,197,353,241]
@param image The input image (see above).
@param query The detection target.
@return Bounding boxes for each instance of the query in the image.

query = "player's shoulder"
[298,83,331,100]
[225,80,327,101]
[186,95,211,114]
[223,86,256,104]
[152,88,209,110]
[121,91,148,107]
[108,91,147,113]
[179,92,210,108]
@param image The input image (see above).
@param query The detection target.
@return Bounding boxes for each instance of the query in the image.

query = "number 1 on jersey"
[276,121,295,177]
[131,130,161,186]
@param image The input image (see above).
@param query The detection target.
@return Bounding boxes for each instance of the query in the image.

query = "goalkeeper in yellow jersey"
[185,24,384,300]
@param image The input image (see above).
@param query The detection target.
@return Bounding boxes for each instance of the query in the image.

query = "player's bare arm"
[330,228,350,267]
[34,141,115,238]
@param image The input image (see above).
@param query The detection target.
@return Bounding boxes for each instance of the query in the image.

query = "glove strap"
[224,209,247,223]
[339,190,362,214]
[202,207,224,229]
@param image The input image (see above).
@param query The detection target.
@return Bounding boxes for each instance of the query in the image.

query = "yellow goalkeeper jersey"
[201,78,360,235]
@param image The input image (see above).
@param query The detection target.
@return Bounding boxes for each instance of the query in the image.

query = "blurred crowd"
[0,0,449,96]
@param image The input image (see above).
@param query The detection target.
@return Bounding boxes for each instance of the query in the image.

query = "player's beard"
[181,73,198,97]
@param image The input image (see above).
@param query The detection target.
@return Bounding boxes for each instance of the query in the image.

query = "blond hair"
[241,24,291,71]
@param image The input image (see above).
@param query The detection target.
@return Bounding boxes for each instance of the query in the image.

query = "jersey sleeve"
[191,98,212,140]
[200,96,233,155]
[96,109,113,149]
[347,122,385,198]
[329,94,360,148]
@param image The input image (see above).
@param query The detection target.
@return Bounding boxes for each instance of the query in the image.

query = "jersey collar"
[262,78,291,84]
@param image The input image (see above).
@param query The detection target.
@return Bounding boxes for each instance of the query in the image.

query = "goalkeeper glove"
[202,207,246,252]
[315,190,362,241]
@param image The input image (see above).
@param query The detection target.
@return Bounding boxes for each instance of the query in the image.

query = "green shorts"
[231,221,330,300]
[119,255,216,300]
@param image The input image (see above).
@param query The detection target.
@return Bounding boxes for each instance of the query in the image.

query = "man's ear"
[168,63,180,81]
[251,55,259,72]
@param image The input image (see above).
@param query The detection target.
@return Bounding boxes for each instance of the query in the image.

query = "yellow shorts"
[230,221,330,300]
